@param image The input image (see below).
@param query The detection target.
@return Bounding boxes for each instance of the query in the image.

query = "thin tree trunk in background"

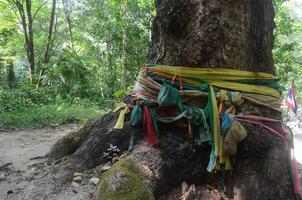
[62,0,75,51]
[25,0,35,81]
[8,0,48,83]
[6,63,15,89]
[121,2,128,89]
[104,0,113,74]
[11,0,34,82]
[36,0,57,88]
[49,14,58,53]
[134,46,141,69]
[19,7,31,75]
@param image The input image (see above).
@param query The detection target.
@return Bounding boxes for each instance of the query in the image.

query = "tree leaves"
[273,0,302,100]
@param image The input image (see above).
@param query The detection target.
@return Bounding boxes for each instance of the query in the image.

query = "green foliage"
[1,0,302,129]
[0,0,154,129]
[273,0,302,100]
[0,102,103,130]
[0,0,154,102]
[0,84,103,129]
[44,49,94,98]
[0,85,55,112]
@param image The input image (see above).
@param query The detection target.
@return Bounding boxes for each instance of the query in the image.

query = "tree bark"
[150,0,275,74]
[48,1,294,200]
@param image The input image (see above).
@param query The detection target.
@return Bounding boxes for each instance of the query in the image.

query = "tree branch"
[5,0,23,24]
[32,0,49,21]
[0,0,9,6]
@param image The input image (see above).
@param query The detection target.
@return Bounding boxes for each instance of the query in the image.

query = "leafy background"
[0,0,301,129]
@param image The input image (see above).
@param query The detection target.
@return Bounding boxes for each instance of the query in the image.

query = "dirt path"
[0,124,78,171]
[0,124,97,200]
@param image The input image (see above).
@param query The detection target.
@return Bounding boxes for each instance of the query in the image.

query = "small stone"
[54,159,62,165]
[119,153,127,158]
[73,172,83,177]
[73,176,82,183]
[7,190,14,194]
[71,182,80,193]
[89,177,100,185]
[0,172,5,178]
[71,181,80,188]
[112,156,119,163]
[181,181,189,194]
[101,163,112,173]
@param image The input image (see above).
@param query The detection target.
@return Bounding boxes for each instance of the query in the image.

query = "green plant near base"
[0,103,103,130]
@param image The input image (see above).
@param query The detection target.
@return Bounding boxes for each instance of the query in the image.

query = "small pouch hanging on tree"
[157,82,183,111]
[223,120,247,155]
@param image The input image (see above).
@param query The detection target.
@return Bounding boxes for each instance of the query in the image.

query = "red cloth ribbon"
[143,105,158,146]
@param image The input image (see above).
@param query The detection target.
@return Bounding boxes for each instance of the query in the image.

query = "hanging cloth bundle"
[157,82,183,111]
[113,64,300,198]
[142,64,282,171]
[130,65,282,172]
[222,119,247,156]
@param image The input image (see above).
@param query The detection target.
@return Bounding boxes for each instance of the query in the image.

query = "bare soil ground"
[0,124,97,200]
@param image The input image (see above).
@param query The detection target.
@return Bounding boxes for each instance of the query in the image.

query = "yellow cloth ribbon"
[210,85,222,157]
[150,65,281,99]
[114,103,130,129]
[151,65,278,80]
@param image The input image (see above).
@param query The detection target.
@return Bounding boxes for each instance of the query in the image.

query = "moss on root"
[98,158,154,200]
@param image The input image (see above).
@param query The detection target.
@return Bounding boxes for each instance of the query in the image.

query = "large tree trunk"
[47,0,295,200]
[149,1,291,199]
[150,0,275,74]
